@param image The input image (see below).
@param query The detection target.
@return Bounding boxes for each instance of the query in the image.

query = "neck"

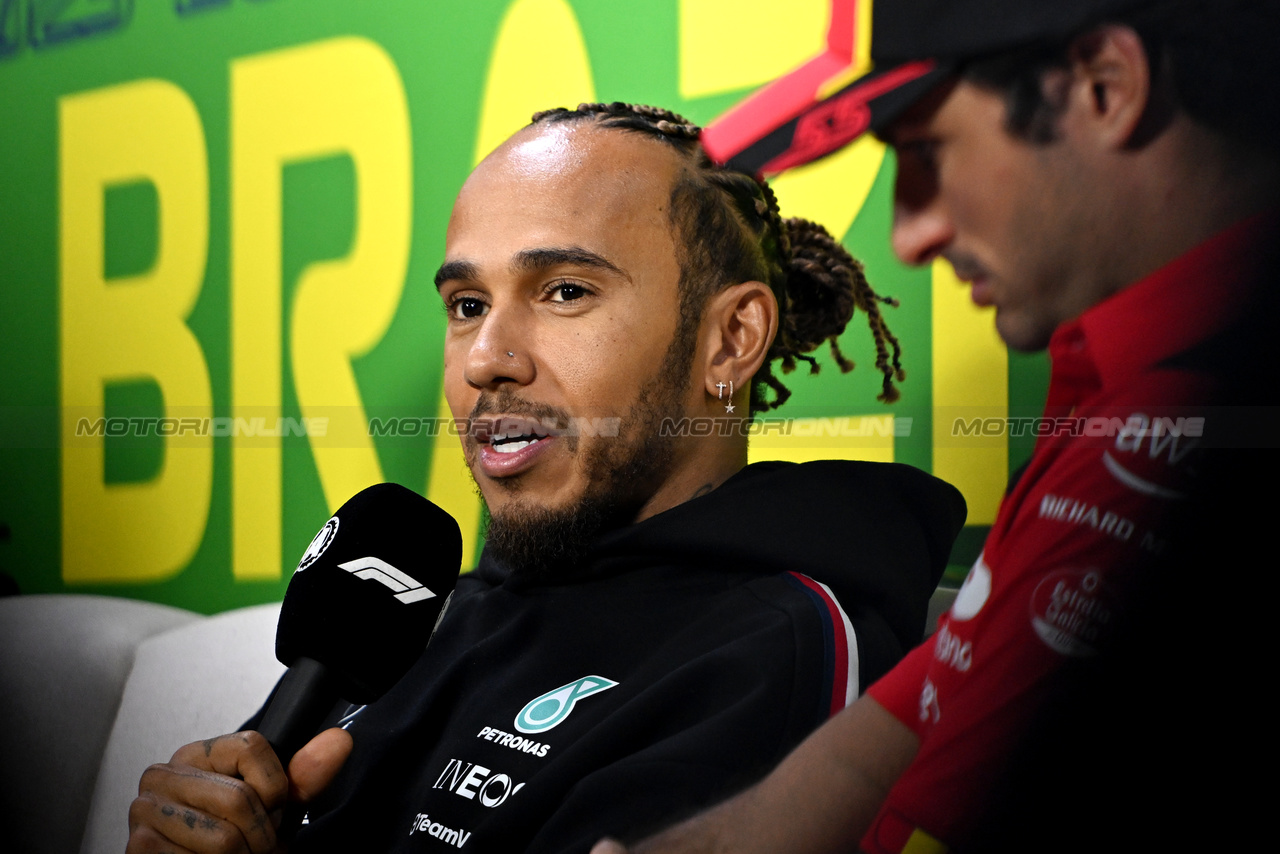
[1101,120,1280,290]
[632,425,748,524]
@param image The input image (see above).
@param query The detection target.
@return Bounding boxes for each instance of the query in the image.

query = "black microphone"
[257,482,462,767]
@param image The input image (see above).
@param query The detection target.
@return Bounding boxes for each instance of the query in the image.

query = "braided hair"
[531,102,904,409]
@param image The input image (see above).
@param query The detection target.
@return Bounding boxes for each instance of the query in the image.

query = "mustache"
[463,392,581,457]
[944,253,989,282]
[468,390,572,430]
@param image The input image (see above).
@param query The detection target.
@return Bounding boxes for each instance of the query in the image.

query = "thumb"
[591,840,631,854]
[286,727,353,803]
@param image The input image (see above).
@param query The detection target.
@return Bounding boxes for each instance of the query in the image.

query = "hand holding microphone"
[260,482,462,766]
[128,484,461,854]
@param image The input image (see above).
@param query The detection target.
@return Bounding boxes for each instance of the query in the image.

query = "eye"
[896,139,939,171]
[547,280,592,302]
[448,296,489,320]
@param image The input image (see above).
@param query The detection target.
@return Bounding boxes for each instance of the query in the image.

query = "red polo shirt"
[862,213,1274,853]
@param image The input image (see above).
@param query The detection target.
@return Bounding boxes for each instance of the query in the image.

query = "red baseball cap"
[703,0,1157,174]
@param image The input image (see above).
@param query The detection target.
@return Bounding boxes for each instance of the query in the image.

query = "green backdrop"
[0,0,1047,613]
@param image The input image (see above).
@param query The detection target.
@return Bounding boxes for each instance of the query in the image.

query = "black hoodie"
[293,460,965,854]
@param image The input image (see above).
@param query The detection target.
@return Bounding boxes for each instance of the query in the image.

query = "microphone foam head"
[276,483,462,703]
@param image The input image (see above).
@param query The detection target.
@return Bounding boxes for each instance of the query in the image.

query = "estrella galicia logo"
[514,676,617,734]
[296,517,338,572]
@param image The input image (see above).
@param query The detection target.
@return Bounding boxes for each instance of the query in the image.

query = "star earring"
[716,380,735,414]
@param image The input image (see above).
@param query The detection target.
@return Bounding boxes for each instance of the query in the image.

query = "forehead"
[446,122,684,266]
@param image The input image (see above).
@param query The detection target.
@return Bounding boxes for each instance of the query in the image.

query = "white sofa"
[0,595,284,854]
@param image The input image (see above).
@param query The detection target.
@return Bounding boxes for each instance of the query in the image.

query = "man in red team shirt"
[599,0,1279,851]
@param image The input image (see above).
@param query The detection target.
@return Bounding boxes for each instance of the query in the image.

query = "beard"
[475,330,695,580]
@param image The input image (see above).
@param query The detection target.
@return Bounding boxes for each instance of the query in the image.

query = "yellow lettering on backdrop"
[232,37,412,580]
[473,0,596,160]
[931,258,1007,524]
[59,79,213,583]
[678,0,827,99]
[769,135,886,279]
[748,415,894,465]
[428,0,595,568]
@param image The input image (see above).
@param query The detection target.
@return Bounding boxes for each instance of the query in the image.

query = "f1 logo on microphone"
[338,557,437,604]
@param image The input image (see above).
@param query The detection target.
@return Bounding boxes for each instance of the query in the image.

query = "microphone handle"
[256,656,342,767]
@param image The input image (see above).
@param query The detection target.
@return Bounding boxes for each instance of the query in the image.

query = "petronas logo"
[514,675,617,734]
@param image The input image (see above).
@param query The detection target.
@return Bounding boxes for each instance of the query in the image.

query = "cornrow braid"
[532,102,904,410]
[780,218,905,405]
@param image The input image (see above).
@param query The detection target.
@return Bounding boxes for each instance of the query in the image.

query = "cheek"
[547,353,612,416]
[543,322,631,401]
[951,167,1007,231]
[441,347,473,419]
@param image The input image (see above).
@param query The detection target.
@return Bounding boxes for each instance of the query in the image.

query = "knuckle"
[230,730,281,768]
[195,815,245,854]
[235,729,269,749]
[238,730,279,763]
[225,775,261,811]
[171,735,217,765]
[126,793,158,834]
[125,823,168,853]
[211,773,276,833]
[137,763,170,793]
[127,793,154,829]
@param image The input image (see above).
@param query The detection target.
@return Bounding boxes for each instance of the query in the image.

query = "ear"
[1065,24,1153,149]
[698,281,779,400]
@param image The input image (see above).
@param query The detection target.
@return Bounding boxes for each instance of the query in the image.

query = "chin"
[486,490,568,521]
[995,314,1055,353]
[483,488,628,579]
[481,469,578,505]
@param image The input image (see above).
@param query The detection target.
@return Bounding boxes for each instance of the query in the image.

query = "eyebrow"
[434,259,479,290]
[434,246,630,290]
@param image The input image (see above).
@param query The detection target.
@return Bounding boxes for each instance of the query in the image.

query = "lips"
[487,418,551,453]
[946,255,995,308]
[471,415,559,479]
[969,276,994,307]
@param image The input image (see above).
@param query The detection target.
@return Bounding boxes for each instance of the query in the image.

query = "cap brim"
[703,58,952,175]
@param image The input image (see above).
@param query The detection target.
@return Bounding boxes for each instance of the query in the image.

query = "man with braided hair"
[599,1,1280,852]
[126,103,965,854]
